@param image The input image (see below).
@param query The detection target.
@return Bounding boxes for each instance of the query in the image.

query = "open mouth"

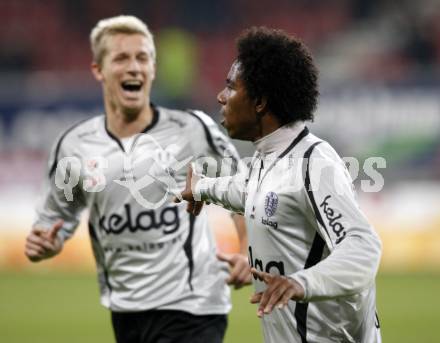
[121,80,143,93]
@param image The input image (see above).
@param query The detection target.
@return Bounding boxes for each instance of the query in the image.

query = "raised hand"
[175,165,205,216]
[250,268,305,318]
[217,252,252,289]
[25,220,64,262]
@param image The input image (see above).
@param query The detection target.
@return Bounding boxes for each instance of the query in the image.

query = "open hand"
[175,165,205,216]
[250,268,305,317]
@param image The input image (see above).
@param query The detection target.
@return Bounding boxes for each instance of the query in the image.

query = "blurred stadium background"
[0,0,439,342]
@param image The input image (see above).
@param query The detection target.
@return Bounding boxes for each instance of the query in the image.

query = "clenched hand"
[25,220,64,262]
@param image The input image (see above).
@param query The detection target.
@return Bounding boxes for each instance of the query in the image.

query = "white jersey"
[34,105,241,314]
[195,122,382,343]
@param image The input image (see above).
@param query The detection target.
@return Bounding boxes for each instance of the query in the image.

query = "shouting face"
[92,33,155,121]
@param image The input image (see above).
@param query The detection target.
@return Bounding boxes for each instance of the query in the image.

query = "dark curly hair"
[237,27,319,124]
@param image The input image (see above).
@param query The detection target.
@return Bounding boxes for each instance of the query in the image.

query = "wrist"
[288,276,306,301]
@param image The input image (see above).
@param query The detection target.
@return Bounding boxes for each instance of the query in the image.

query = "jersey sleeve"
[290,142,382,301]
[33,132,87,243]
[194,173,247,214]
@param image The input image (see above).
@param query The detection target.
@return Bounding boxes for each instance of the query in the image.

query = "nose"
[217,88,226,105]
[127,57,141,74]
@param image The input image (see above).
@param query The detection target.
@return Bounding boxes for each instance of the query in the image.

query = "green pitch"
[0,271,439,342]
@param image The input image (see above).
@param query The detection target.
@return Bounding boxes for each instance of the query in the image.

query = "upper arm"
[304,143,379,251]
[34,127,87,240]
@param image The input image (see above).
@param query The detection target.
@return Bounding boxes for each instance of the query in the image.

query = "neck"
[252,112,282,142]
[105,103,153,138]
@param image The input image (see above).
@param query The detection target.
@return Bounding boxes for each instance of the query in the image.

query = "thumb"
[49,220,64,241]
[216,252,233,264]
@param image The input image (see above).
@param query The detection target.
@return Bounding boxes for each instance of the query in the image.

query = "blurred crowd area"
[0,0,439,183]
[0,1,439,270]
[2,0,440,85]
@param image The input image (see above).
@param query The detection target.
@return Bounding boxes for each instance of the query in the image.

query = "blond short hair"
[90,15,155,65]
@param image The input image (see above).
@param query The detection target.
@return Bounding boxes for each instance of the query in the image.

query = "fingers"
[216,252,232,263]
[25,242,45,261]
[26,232,56,251]
[224,254,251,289]
[250,292,262,304]
[25,224,64,262]
[235,267,252,288]
[278,288,296,309]
[258,281,289,315]
[251,268,272,283]
[25,236,50,262]
[49,220,64,241]
[25,250,44,262]
[249,272,302,318]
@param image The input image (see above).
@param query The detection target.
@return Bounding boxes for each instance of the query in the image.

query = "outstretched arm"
[178,165,246,215]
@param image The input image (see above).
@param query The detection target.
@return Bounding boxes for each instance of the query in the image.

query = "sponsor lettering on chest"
[99,204,179,235]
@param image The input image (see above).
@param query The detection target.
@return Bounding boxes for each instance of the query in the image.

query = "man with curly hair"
[179,27,382,343]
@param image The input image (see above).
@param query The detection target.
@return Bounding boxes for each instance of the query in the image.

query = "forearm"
[291,232,382,301]
[195,175,246,214]
[232,213,248,255]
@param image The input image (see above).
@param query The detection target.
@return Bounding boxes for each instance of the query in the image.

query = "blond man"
[25,15,250,343]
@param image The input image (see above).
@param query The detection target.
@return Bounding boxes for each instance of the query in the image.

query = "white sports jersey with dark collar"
[195,122,382,343]
[34,105,240,314]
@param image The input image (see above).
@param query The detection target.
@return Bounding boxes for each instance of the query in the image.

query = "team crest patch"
[264,192,278,217]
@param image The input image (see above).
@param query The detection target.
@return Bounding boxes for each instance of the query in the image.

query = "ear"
[91,62,103,82]
[255,96,268,116]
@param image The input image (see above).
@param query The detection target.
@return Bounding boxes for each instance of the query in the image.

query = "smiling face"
[217,61,260,141]
[92,33,155,121]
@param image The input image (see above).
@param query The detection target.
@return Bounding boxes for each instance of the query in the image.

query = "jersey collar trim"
[255,121,308,156]
[104,104,160,152]
[142,104,160,133]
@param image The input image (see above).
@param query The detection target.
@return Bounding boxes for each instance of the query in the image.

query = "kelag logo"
[99,204,179,235]
[320,195,346,244]
[248,246,285,280]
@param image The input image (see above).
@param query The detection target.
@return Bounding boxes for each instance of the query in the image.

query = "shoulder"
[56,116,102,147]
[158,106,232,154]
[301,133,350,186]
[296,131,342,163]
[48,116,101,177]
[158,106,217,133]
[185,109,219,129]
